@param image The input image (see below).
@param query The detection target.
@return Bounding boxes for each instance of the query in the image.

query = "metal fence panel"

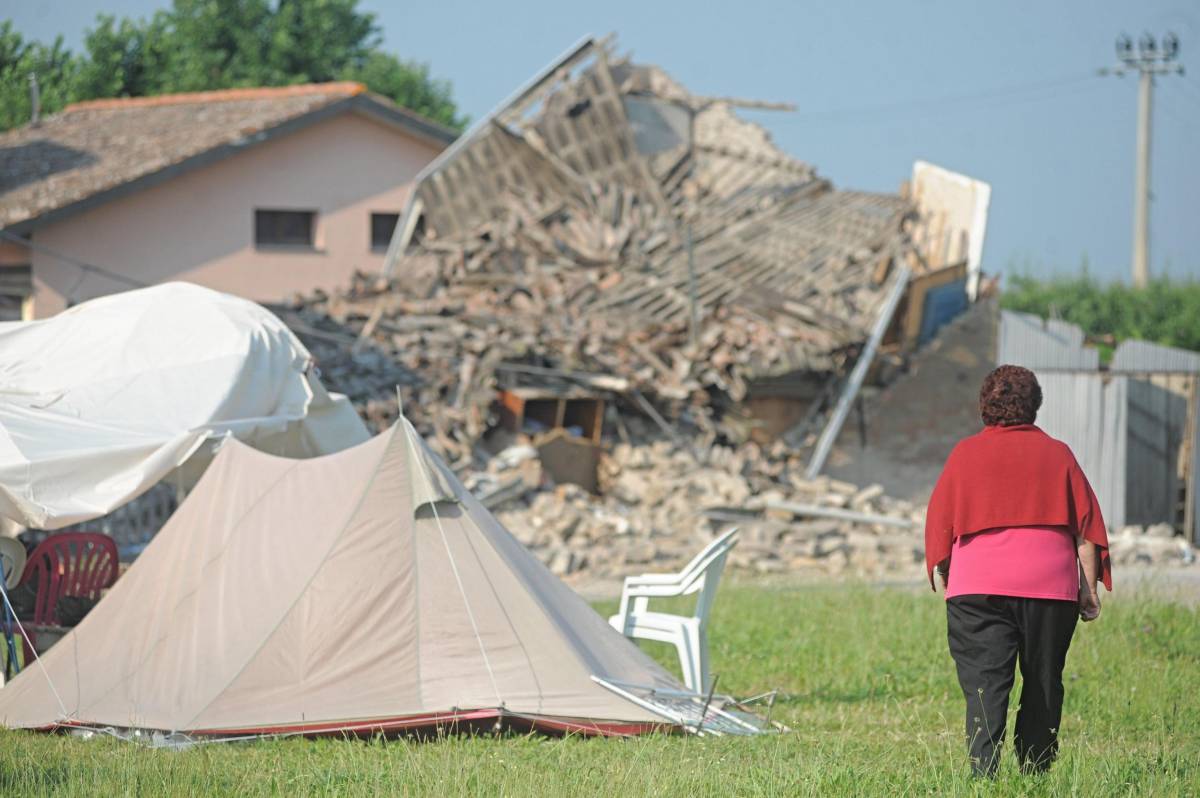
[1192,395,1200,545]
[1111,339,1200,373]
[998,311,1099,370]
[1123,378,1186,526]
[1033,371,1125,530]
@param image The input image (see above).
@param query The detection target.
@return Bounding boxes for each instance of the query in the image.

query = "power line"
[0,229,148,290]
[770,73,1102,125]
[1160,88,1200,135]
[1164,81,1200,114]
[1177,75,1200,107]
[1171,89,1200,113]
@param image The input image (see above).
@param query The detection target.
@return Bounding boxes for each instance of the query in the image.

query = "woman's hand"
[1077,540,1101,621]
[1078,581,1101,621]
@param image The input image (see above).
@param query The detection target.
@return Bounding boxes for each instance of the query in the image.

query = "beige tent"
[0,421,680,737]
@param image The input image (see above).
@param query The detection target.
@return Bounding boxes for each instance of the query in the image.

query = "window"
[371,212,400,252]
[255,210,315,247]
[0,265,31,321]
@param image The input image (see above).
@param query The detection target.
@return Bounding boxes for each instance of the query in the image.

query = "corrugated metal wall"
[1192,401,1200,545]
[996,311,1200,539]
[1111,339,1200,373]
[997,311,1099,370]
[1033,372,1126,529]
[1124,377,1187,526]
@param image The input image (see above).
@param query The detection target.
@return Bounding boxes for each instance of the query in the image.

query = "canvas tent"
[0,420,684,737]
[0,283,368,531]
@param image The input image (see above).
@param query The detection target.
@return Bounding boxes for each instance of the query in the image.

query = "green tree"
[154,0,276,90]
[1002,273,1200,357]
[0,21,78,130]
[341,50,465,129]
[0,1,465,132]
[72,13,172,99]
[266,0,376,84]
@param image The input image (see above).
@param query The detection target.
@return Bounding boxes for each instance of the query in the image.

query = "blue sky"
[7,0,1199,282]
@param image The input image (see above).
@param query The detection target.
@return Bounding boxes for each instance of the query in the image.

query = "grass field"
[1,581,1197,796]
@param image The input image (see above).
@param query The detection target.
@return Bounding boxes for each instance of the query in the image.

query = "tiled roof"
[61,82,366,111]
[0,83,456,231]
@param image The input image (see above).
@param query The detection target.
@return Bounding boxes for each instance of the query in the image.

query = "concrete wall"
[29,111,441,317]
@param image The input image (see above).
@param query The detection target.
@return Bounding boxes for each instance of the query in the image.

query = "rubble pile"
[270,285,928,581]
[479,431,926,581]
[267,37,979,582]
[1110,525,1198,567]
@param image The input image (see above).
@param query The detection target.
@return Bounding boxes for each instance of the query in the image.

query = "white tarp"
[0,282,369,530]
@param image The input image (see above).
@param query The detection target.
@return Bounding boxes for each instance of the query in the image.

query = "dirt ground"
[825,297,999,503]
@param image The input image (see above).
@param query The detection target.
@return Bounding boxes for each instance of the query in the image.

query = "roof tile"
[0,83,438,230]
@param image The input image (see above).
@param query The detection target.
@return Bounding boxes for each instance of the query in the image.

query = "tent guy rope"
[0,580,71,721]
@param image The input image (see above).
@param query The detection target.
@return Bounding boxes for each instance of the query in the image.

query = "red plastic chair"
[15,533,118,661]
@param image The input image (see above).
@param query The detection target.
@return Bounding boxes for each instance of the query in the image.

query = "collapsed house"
[266,36,990,581]
[282,36,989,453]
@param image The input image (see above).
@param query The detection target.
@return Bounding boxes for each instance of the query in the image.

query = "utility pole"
[1104,32,1183,288]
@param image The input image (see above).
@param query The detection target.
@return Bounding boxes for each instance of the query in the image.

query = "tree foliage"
[0,1,465,131]
[1001,273,1200,355]
[0,21,79,131]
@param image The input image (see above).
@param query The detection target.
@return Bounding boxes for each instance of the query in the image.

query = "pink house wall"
[30,111,442,317]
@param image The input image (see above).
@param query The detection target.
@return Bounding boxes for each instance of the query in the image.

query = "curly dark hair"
[979,365,1042,426]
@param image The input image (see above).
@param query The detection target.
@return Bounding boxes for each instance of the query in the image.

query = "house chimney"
[29,73,40,127]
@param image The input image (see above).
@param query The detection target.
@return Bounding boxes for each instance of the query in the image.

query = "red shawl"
[924,424,1111,591]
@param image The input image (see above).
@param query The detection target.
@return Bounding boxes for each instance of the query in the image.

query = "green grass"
[1,583,1197,796]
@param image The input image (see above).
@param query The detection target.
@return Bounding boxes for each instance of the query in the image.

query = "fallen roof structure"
[0,420,774,740]
[272,36,988,467]
[380,35,919,379]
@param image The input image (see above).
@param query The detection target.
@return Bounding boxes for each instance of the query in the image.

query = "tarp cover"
[0,421,678,734]
[0,282,369,530]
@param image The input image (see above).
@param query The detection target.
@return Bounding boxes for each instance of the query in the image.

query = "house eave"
[4,95,457,236]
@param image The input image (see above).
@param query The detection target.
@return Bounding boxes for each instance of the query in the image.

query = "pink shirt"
[945,526,1079,601]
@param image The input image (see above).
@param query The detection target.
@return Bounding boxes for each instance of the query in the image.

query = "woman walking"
[925,365,1111,777]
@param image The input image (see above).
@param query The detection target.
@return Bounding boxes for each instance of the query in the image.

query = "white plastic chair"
[608,528,738,693]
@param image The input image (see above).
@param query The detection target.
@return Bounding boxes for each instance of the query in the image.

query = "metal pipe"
[28,73,40,127]
[805,265,911,479]
[761,500,916,529]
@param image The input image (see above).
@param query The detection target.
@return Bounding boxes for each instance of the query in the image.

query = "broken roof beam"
[382,35,601,279]
[690,97,797,112]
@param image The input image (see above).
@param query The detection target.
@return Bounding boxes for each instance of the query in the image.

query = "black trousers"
[946,595,1078,776]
